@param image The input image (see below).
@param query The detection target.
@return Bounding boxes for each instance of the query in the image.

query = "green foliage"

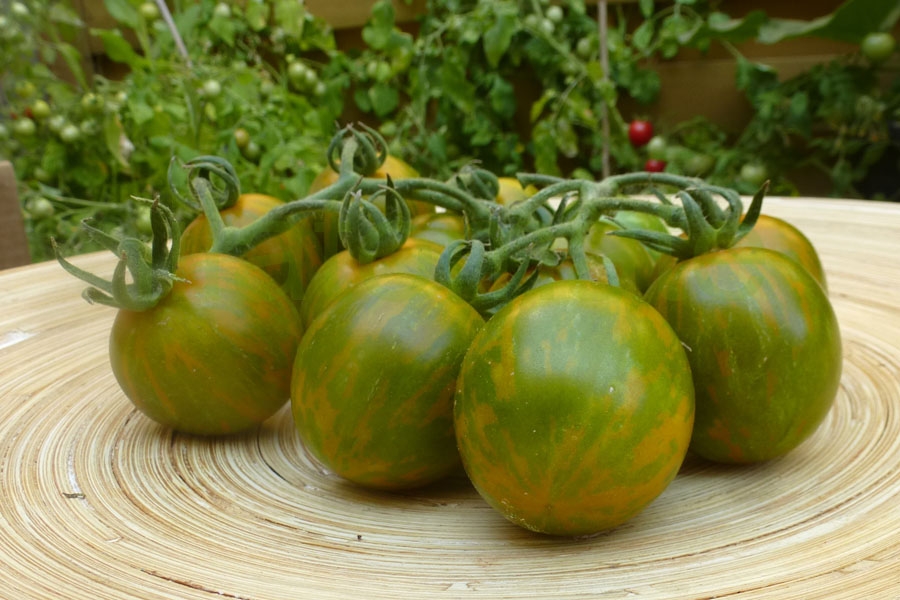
[1,0,899,263]
[1,0,343,261]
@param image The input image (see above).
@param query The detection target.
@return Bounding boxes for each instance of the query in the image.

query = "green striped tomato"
[454,281,695,536]
[181,193,323,311]
[488,252,641,296]
[109,253,303,435]
[644,247,842,463]
[298,237,443,327]
[734,214,827,291]
[291,273,483,490]
[584,219,658,292]
[410,212,467,247]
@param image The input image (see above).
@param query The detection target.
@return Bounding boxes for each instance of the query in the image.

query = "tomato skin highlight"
[181,193,324,311]
[454,281,695,536]
[298,237,443,327]
[628,119,654,147]
[644,247,842,464]
[734,214,827,291]
[109,253,302,436]
[291,274,484,490]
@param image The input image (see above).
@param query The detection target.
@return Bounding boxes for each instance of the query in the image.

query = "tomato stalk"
[54,200,186,311]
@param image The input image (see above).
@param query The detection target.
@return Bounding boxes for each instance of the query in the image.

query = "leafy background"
[1,0,898,261]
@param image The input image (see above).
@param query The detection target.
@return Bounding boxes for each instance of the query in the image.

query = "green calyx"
[339,176,411,264]
[55,200,185,311]
[434,239,538,315]
[327,123,388,177]
[452,165,500,201]
[168,155,241,212]
[604,173,767,260]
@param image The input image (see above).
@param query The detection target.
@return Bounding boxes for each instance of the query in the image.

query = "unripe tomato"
[110,253,302,436]
[455,281,694,535]
[10,2,28,18]
[46,114,66,133]
[861,32,895,63]
[14,80,36,99]
[628,119,654,147]
[545,5,564,23]
[292,274,484,490]
[59,123,80,143]
[646,135,667,159]
[27,197,55,219]
[241,140,261,161]
[30,99,51,120]
[202,79,222,98]
[12,117,36,138]
[139,2,160,21]
[233,127,250,149]
[81,92,104,113]
[213,2,231,18]
[739,163,768,187]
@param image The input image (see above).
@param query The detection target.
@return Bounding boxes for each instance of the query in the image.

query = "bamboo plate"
[2,197,900,600]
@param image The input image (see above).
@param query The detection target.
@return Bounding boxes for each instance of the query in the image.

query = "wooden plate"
[2,197,899,599]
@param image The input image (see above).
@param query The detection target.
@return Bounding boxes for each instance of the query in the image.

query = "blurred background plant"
[1,0,898,262]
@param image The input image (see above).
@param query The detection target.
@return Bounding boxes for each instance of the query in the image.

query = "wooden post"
[0,161,32,269]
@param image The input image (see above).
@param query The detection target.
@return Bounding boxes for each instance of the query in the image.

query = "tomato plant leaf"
[483,9,517,68]
[639,0,655,19]
[369,84,400,117]
[103,0,140,28]
[209,14,238,46]
[362,0,396,50]
[48,3,85,27]
[758,0,900,45]
[274,0,305,39]
[244,0,270,31]
[55,42,89,90]
[632,21,655,55]
[90,29,145,69]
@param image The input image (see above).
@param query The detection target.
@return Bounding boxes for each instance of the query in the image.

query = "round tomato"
[644,158,666,173]
[181,193,324,311]
[292,273,483,490]
[628,119,654,147]
[584,219,657,292]
[308,154,434,259]
[861,32,895,63]
[734,213,827,291]
[644,247,842,464]
[489,252,640,296]
[109,253,302,436]
[495,176,538,206]
[454,281,694,536]
[298,237,443,327]
[739,163,768,187]
[611,209,670,261]
[410,211,467,247]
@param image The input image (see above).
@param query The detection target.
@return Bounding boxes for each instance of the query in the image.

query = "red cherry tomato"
[628,120,654,147]
[644,159,666,172]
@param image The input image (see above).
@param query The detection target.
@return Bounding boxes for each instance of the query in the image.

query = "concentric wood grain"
[2,197,899,599]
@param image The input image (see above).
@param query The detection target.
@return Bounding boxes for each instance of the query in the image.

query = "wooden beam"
[0,162,31,269]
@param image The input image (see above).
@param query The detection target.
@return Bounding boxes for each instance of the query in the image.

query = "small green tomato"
[139,2,160,21]
[202,79,222,98]
[27,197,55,220]
[59,123,80,143]
[12,117,36,138]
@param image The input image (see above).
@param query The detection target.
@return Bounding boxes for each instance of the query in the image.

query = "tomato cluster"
[59,136,841,538]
